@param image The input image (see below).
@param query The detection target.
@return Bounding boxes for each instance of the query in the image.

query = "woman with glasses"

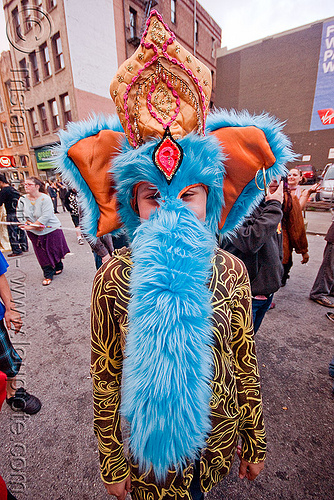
[17,177,70,286]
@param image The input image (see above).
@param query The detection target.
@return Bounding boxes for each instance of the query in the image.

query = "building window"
[5,81,12,105]
[34,0,43,19]
[21,0,32,32]
[52,32,64,71]
[171,0,176,24]
[49,98,60,129]
[10,115,24,144]
[60,93,71,125]
[19,58,30,90]
[211,38,215,58]
[38,103,49,133]
[0,96,4,113]
[3,122,12,147]
[47,0,57,10]
[40,43,52,78]
[20,154,28,167]
[195,20,198,43]
[0,131,4,149]
[129,8,137,39]
[11,7,21,40]
[29,108,39,136]
[29,51,40,84]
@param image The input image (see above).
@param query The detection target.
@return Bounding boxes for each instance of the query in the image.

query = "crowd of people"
[0,151,333,493]
[0,154,332,499]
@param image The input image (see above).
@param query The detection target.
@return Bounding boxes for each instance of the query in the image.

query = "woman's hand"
[237,445,265,481]
[308,182,320,194]
[20,221,44,231]
[103,475,132,499]
[301,252,309,264]
[20,224,35,231]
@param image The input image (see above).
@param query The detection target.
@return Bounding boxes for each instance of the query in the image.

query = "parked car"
[316,163,334,202]
[294,165,316,184]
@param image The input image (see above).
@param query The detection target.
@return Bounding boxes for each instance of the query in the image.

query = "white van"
[316,163,334,202]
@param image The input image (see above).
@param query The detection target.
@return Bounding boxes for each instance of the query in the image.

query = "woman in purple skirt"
[17,177,70,286]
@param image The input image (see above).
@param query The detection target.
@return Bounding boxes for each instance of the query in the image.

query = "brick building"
[2,0,221,180]
[215,17,334,174]
[0,49,35,185]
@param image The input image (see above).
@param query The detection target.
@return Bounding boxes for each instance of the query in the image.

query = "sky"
[0,0,333,53]
[200,0,334,49]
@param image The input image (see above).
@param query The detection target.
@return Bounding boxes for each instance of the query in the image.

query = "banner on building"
[35,145,57,170]
[310,20,334,131]
[0,156,16,168]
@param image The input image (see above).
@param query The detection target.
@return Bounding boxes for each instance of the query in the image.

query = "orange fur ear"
[209,126,276,230]
[68,129,125,236]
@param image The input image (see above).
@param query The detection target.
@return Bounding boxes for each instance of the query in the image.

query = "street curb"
[306,231,326,236]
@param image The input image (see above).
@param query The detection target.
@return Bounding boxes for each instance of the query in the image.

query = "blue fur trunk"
[121,198,216,480]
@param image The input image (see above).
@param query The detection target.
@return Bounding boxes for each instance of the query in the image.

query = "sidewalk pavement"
[305,208,332,235]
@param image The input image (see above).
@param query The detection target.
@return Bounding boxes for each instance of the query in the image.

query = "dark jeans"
[282,256,293,286]
[189,460,204,500]
[60,198,67,212]
[252,294,274,333]
[51,196,58,213]
[71,214,80,227]
[329,357,334,378]
[6,213,28,254]
[94,252,103,270]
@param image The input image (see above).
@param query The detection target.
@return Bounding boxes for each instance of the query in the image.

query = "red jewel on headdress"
[152,127,183,184]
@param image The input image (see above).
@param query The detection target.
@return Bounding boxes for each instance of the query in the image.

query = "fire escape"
[126,0,158,48]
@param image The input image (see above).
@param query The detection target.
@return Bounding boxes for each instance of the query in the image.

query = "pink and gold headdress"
[110,10,211,182]
[111,10,211,146]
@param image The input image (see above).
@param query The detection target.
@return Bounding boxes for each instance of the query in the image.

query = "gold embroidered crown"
[110,10,212,148]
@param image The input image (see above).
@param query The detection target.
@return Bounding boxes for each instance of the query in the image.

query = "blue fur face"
[113,133,225,241]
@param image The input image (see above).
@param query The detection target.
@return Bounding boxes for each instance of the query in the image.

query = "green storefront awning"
[35,146,57,170]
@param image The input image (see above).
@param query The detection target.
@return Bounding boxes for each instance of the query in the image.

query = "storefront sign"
[0,155,16,167]
[35,146,57,170]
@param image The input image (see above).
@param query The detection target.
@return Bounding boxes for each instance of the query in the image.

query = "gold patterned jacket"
[91,247,266,499]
